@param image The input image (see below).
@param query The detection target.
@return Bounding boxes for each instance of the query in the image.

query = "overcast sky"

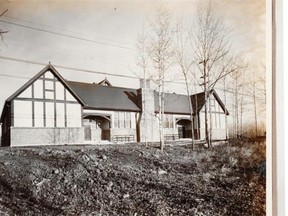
[0,0,266,122]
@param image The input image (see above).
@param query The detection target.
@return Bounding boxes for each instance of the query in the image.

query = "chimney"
[140,78,151,89]
[138,79,159,142]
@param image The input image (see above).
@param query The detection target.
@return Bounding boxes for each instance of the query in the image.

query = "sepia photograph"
[0,0,272,215]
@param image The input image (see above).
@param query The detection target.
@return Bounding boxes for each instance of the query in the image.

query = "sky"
[0,0,266,126]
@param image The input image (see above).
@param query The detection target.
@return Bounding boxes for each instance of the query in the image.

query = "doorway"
[83,115,111,141]
[176,119,191,139]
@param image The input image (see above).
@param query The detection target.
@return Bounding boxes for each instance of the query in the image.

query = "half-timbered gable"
[1,64,85,146]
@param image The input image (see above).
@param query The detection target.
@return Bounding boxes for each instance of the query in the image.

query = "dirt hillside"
[0,141,265,215]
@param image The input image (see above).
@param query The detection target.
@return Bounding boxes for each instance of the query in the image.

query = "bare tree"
[252,70,258,137]
[0,9,8,41]
[173,20,196,149]
[148,6,174,151]
[191,2,236,147]
[242,64,266,138]
[229,67,244,137]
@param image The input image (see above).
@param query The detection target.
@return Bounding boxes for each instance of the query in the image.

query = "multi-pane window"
[119,112,125,128]
[114,112,132,128]
[164,114,174,128]
[114,112,119,128]
[125,112,131,128]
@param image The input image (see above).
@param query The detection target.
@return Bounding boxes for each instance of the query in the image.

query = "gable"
[6,64,85,105]
[198,91,229,115]
[10,67,84,128]
[16,71,76,102]
[98,78,112,86]
[191,90,229,115]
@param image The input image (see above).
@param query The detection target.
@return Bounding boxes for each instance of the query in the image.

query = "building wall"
[9,70,83,146]
[10,127,84,146]
[83,109,138,143]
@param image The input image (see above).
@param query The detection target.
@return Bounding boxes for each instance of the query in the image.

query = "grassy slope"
[0,140,265,216]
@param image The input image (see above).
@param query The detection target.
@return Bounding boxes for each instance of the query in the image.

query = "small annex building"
[0,64,229,147]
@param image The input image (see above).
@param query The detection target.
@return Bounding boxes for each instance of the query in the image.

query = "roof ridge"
[67,80,138,91]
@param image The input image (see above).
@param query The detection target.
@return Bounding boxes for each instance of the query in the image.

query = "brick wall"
[10,127,85,147]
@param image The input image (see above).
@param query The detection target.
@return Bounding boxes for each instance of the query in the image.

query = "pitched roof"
[5,64,85,106]
[67,81,141,112]
[154,92,192,115]
[190,91,207,114]
[0,63,229,119]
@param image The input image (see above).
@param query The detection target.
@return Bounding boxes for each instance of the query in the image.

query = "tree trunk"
[184,75,195,150]
[203,61,211,147]
[253,71,258,137]
[223,77,228,140]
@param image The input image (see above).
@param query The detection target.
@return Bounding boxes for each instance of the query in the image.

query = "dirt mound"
[0,142,265,215]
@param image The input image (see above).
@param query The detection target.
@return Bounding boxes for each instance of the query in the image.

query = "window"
[119,112,125,128]
[125,112,131,128]
[114,112,132,128]
[164,115,169,128]
[164,114,173,128]
[114,112,119,128]
[169,115,174,128]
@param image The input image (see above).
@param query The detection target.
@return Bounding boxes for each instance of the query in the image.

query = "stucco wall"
[10,127,85,147]
[211,129,227,140]
[199,128,227,140]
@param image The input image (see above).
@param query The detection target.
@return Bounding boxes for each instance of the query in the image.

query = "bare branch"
[0,9,8,17]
